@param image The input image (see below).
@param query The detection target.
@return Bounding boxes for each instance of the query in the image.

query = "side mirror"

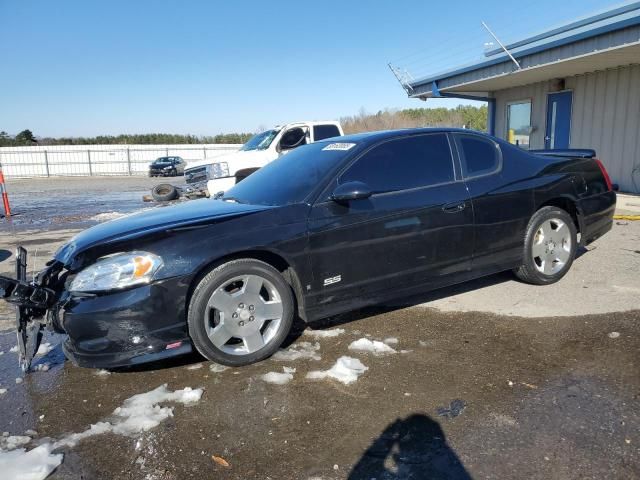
[330,181,373,203]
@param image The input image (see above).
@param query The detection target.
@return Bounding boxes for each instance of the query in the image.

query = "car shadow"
[348,413,472,479]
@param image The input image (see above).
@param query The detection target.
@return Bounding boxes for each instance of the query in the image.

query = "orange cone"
[0,166,11,217]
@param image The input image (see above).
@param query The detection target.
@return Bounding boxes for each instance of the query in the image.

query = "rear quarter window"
[313,125,341,141]
[455,134,501,178]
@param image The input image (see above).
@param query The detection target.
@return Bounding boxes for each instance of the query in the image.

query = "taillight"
[594,158,613,191]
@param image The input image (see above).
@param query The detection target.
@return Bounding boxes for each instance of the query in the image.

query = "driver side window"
[339,133,455,194]
[278,127,308,151]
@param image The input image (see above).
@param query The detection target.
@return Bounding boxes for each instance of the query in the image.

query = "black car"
[0,129,616,371]
[149,156,186,177]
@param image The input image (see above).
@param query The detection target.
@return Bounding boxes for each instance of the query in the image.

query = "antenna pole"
[481,21,521,70]
[388,63,414,95]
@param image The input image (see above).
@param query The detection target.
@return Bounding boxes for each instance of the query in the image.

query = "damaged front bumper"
[0,247,64,372]
[1,247,192,372]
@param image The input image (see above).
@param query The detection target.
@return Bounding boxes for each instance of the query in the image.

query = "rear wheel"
[514,206,577,285]
[188,259,294,366]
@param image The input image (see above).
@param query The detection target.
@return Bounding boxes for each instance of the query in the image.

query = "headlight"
[211,162,229,179]
[70,252,163,293]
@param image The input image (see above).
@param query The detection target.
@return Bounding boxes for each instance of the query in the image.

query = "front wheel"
[513,206,577,285]
[187,259,294,366]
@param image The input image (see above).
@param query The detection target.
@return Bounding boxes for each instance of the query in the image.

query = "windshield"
[153,157,169,164]
[223,141,358,206]
[240,129,279,151]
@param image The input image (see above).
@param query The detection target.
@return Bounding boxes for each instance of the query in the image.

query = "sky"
[0,0,616,137]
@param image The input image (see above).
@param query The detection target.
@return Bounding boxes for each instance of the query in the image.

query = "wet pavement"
[0,308,638,479]
[0,177,639,479]
[1,176,184,230]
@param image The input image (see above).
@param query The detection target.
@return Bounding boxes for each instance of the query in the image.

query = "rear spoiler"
[530,149,596,159]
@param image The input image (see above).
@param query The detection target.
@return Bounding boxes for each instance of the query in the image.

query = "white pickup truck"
[184,121,343,196]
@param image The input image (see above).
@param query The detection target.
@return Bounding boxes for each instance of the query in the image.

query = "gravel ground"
[0,177,638,479]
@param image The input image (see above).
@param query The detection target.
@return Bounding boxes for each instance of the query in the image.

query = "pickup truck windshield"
[241,129,280,151]
[223,141,356,206]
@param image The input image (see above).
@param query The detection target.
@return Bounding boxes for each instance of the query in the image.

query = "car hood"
[55,199,273,266]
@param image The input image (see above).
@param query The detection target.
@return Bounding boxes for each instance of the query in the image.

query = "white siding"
[493,64,640,193]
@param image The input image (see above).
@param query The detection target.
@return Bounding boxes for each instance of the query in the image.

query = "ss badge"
[323,275,341,286]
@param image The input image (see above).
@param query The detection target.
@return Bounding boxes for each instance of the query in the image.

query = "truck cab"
[184,121,343,196]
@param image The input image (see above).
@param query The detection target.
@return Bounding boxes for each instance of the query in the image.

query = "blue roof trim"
[410,6,640,91]
[431,81,442,97]
[485,1,640,56]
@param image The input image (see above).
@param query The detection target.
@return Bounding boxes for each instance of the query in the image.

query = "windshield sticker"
[322,143,356,151]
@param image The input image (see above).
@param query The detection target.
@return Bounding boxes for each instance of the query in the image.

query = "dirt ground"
[0,177,638,479]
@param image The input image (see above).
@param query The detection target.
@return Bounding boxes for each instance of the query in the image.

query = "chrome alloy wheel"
[205,274,283,355]
[532,218,572,275]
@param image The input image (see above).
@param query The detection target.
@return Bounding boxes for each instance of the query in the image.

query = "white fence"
[0,144,242,178]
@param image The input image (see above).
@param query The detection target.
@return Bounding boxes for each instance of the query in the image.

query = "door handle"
[442,201,466,213]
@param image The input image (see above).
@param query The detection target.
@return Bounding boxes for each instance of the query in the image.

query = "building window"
[506,101,532,149]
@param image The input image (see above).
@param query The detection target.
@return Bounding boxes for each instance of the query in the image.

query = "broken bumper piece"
[0,247,61,372]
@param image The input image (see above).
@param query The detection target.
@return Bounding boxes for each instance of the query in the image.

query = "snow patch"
[306,356,368,385]
[9,346,18,353]
[36,343,53,356]
[303,328,345,339]
[273,341,321,361]
[348,338,396,355]
[186,363,203,370]
[608,331,620,339]
[0,389,6,395]
[94,369,111,376]
[0,435,31,451]
[0,444,63,480]
[91,212,126,222]
[33,363,50,372]
[0,386,198,478]
[383,337,399,345]
[55,384,203,447]
[261,371,293,385]
[282,366,296,374]
[209,363,229,373]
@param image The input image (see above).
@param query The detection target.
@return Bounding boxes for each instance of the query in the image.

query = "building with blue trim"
[406,2,640,193]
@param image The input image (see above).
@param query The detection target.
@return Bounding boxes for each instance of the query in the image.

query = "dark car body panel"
[5,128,616,368]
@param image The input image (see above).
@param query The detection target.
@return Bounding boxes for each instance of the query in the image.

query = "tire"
[187,259,295,366]
[151,183,179,202]
[513,206,577,285]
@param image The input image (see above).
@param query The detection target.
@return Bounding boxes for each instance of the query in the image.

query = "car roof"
[319,127,487,145]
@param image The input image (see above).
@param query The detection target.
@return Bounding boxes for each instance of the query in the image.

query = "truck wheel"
[514,206,577,285]
[151,183,179,202]
[187,259,294,366]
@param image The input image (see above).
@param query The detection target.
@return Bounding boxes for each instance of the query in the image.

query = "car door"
[306,133,474,309]
[453,133,532,271]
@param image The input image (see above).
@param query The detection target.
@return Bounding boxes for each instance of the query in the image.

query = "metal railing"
[0,144,242,178]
